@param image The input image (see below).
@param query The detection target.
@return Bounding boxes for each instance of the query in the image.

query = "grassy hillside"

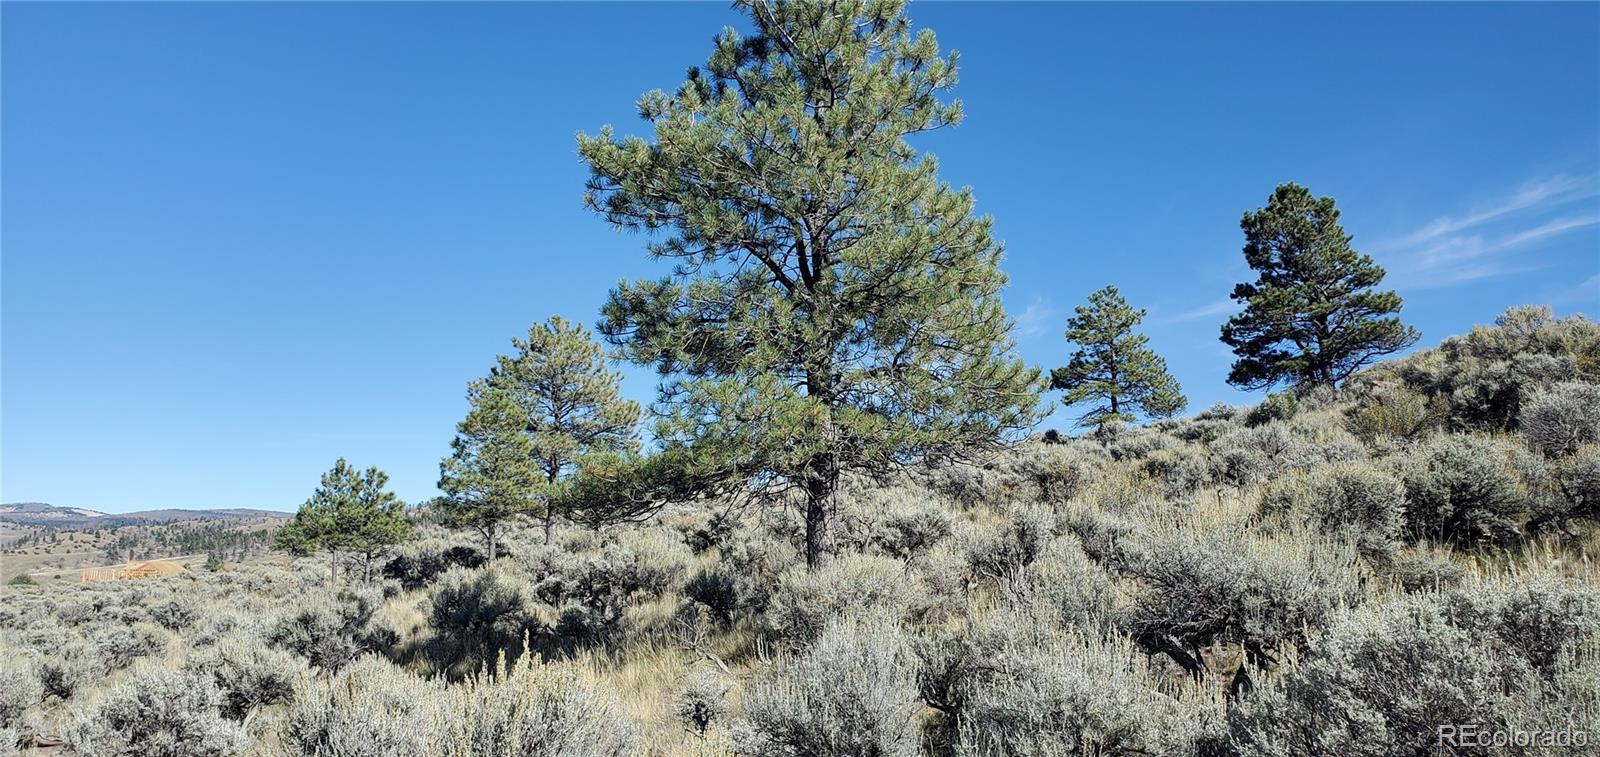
[2,305,1596,756]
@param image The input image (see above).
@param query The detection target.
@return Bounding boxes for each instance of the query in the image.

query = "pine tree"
[577,0,1043,568]
[438,388,540,560]
[274,458,412,584]
[1050,285,1186,428]
[475,315,640,543]
[1222,183,1419,391]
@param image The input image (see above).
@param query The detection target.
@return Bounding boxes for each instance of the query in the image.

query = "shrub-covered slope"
[2,305,1597,756]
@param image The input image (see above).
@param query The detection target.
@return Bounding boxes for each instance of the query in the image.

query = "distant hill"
[0,502,290,527]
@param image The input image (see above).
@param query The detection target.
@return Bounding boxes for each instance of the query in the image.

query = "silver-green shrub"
[1520,381,1600,457]
[88,621,169,672]
[1397,433,1527,545]
[279,656,447,757]
[441,654,638,757]
[955,629,1222,757]
[425,563,539,676]
[733,617,922,757]
[266,587,395,673]
[1117,528,1360,678]
[674,668,732,739]
[1260,462,1405,558]
[762,553,927,645]
[184,636,306,721]
[64,665,246,757]
[1230,576,1600,756]
[0,657,41,735]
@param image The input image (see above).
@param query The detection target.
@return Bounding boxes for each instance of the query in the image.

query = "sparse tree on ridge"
[475,315,640,544]
[1050,285,1186,428]
[1222,183,1419,391]
[438,388,541,561]
[275,458,412,584]
[577,0,1043,568]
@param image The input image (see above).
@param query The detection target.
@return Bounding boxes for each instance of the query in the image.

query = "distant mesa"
[0,502,290,527]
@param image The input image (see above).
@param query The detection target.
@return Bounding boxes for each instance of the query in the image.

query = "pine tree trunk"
[542,514,553,546]
[803,455,839,570]
[487,526,497,562]
[329,550,338,586]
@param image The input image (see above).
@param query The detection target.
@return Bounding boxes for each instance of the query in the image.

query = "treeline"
[102,524,277,564]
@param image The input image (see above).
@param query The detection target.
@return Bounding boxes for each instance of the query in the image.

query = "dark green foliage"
[276,459,413,584]
[1050,285,1186,427]
[578,0,1043,568]
[1398,434,1527,545]
[438,389,540,560]
[382,541,486,591]
[683,568,740,626]
[1222,183,1418,391]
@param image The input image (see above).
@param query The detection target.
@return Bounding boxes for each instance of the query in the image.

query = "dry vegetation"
[1,307,1597,757]
[1,519,280,584]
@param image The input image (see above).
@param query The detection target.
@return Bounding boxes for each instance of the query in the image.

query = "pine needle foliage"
[1050,285,1186,428]
[577,0,1043,568]
[1222,183,1419,391]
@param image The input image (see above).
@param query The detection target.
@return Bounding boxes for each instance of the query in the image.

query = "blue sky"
[3,2,1596,513]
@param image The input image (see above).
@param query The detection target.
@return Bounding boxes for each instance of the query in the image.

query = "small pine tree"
[1050,285,1186,428]
[438,389,541,560]
[476,316,640,543]
[1222,183,1419,391]
[275,459,412,584]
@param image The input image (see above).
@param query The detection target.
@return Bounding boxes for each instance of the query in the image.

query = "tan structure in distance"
[80,559,185,582]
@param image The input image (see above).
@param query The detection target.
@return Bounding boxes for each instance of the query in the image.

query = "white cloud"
[1378,174,1597,251]
[1376,174,1599,291]
[1537,273,1600,311]
[1013,297,1060,338]
[1158,296,1241,324]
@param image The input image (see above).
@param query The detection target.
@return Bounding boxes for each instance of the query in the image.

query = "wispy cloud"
[1013,297,1060,338]
[1536,273,1600,312]
[1379,174,1597,251]
[1158,296,1241,324]
[1376,174,1599,291]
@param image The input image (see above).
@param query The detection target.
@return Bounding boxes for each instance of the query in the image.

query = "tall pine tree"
[577,0,1042,568]
[1222,183,1419,391]
[438,388,540,560]
[275,458,411,584]
[475,315,640,543]
[1050,285,1185,428]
